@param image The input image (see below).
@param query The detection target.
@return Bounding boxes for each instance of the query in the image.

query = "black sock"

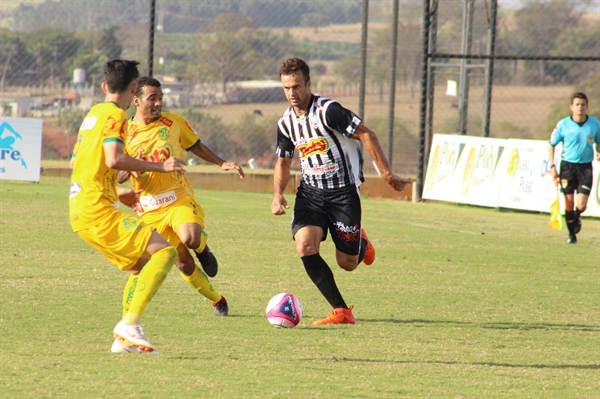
[565,210,576,235]
[301,253,347,309]
[357,238,367,264]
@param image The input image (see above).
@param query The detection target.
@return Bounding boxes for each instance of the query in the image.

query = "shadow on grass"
[307,357,600,370]
[358,318,599,332]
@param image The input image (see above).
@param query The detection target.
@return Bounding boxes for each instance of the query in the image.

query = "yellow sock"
[122,274,138,319]
[193,229,209,253]
[123,246,177,324]
[181,265,221,303]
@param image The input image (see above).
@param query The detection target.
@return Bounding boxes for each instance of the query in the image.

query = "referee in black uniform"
[271,57,412,326]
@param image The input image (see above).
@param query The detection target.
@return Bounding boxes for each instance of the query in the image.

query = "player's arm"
[104,140,186,173]
[352,124,412,192]
[547,143,558,178]
[272,157,291,215]
[189,142,245,178]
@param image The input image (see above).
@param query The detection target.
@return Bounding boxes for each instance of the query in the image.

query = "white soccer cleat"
[113,321,156,353]
[111,338,141,353]
[111,338,160,354]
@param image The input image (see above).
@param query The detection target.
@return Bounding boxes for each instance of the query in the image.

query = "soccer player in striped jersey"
[117,76,244,331]
[69,60,187,353]
[271,57,412,325]
[548,92,600,244]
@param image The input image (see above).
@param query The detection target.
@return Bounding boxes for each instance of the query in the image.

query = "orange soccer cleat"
[312,306,355,326]
[361,229,376,265]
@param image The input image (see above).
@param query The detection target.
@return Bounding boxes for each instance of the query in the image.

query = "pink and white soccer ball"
[266,292,303,328]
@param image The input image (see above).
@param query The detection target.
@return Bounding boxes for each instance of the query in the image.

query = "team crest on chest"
[158,127,170,140]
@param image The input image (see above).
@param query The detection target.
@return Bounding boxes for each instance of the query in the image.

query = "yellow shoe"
[361,229,375,265]
[312,306,355,326]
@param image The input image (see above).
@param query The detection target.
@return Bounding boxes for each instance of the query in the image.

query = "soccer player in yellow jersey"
[120,76,244,323]
[69,60,186,354]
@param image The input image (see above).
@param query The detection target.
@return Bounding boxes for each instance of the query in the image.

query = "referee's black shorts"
[559,160,593,195]
[291,183,362,256]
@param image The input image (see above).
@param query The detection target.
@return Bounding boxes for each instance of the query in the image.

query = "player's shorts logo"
[0,121,28,169]
[333,222,360,243]
[122,217,139,231]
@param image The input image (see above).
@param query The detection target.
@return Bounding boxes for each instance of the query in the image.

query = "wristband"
[549,164,555,168]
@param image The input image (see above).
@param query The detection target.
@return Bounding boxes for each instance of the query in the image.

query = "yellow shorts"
[141,196,205,248]
[76,208,154,271]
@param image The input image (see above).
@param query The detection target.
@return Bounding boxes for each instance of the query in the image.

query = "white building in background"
[0,94,33,117]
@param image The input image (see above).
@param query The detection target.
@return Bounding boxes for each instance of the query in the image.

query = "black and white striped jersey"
[276,94,364,190]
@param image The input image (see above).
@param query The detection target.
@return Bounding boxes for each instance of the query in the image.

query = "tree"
[0,29,25,91]
[192,14,255,93]
[506,1,581,81]
[22,26,83,87]
[549,23,600,84]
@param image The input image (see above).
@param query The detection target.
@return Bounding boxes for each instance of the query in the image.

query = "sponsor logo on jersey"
[144,145,173,162]
[159,115,174,127]
[298,138,328,158]
[80,116,97,131]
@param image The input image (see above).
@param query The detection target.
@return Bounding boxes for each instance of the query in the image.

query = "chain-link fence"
[1,0,598,175]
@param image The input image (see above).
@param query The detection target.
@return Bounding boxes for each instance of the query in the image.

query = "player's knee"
[295,242,317,257]
[182,236,200,250]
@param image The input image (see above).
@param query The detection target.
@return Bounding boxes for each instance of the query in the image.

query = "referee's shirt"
[276,95,364,191]
[549,115,600,164]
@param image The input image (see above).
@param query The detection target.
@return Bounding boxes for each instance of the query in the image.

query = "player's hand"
[549,166,558,179]
[117,188,143,213]
[161,157,187,173]
[386,174,413,192]
[271,195,289,215]
[221,161,245,179]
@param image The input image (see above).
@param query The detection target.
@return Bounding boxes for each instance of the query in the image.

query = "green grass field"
[1,176,598,398]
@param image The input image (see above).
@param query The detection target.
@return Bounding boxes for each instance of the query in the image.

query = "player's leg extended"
[177,244,228,316]
[121,274,138,319]
[295,225,348,310]
[123,231,177,325]
[177,243,221,301]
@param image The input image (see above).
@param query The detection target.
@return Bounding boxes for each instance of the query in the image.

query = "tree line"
[0,1,597,93]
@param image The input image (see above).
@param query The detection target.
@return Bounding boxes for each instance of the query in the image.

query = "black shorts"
[291,183,362,256]
[559,161,593,195]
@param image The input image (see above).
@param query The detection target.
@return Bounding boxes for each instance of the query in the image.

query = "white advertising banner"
[423,134,507,207]
[0,117,42,182]
[424,134,599,218]
[422,134,468,203]
[498,139,557,213]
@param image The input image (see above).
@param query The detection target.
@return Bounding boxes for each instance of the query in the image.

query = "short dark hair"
[104,59,140,94]
[571,92,588,105]
[135,76,161,97]
[279,57,310,83]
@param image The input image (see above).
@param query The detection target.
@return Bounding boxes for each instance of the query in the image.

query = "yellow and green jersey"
[69,102,128,232]
[125,112,199,213]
